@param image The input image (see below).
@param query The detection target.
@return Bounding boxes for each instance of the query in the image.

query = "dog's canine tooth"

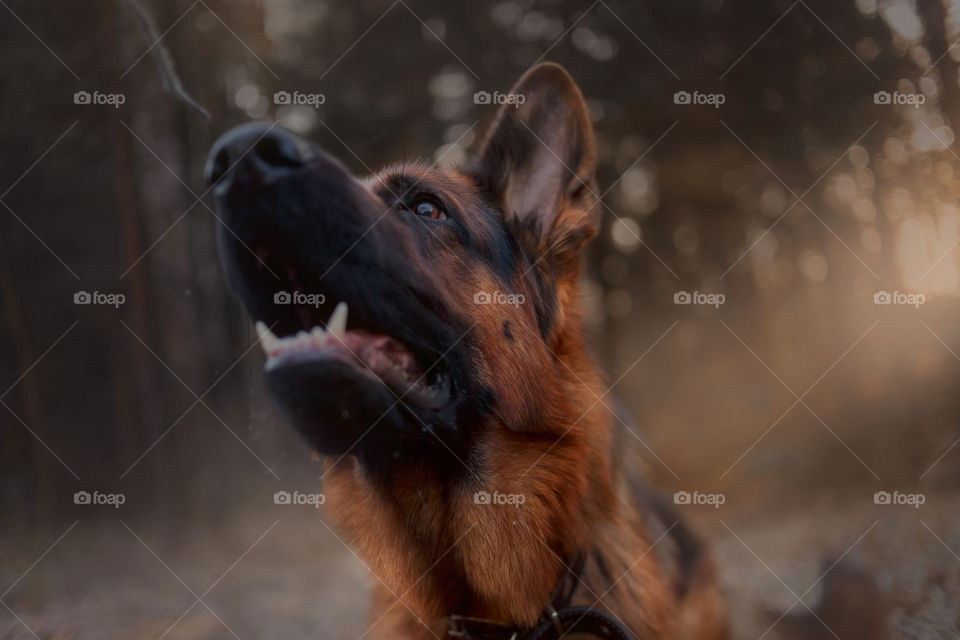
[256,321,281,355]
[328,302,348,341]
[255,321,269,341]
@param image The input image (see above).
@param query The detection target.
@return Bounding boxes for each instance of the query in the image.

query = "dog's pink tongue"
[363,336,420,377]
[345,331,423,378]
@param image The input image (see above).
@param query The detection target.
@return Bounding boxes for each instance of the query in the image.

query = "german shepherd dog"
[205,63,728,640]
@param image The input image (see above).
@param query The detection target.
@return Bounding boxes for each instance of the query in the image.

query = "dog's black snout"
[204,123,314,186]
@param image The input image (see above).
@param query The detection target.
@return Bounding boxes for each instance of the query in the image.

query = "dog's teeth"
[256,314,346,364]
[296,331,311,350]
[311,325,327,344]
[328,302,348,341]
[256,321,281,355]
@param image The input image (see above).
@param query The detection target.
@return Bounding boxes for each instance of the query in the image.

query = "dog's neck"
[320,370,683,638]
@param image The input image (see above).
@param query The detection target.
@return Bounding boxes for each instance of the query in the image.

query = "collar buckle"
[544,605,565,635]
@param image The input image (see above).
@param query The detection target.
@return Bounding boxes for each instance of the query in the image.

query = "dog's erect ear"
[474,63,598,270]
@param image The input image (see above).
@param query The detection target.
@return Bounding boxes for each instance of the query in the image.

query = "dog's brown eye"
[410,199,447,221]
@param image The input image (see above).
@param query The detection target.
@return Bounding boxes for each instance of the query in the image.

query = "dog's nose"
[204,123,314,186]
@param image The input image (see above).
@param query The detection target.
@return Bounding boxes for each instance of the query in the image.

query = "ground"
[2,493,958,639]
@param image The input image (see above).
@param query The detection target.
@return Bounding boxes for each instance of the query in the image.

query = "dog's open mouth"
[255,301,449,409]
[238,234,453,412]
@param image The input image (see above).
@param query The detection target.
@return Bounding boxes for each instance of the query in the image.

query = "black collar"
[446,552,636,640]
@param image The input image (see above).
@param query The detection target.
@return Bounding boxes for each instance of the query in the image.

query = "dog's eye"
[409,199,447,221]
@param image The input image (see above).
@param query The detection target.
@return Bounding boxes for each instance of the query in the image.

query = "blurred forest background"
[2,0,960,638]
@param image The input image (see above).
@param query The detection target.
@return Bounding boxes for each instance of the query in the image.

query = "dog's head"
[206,63,599,472]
